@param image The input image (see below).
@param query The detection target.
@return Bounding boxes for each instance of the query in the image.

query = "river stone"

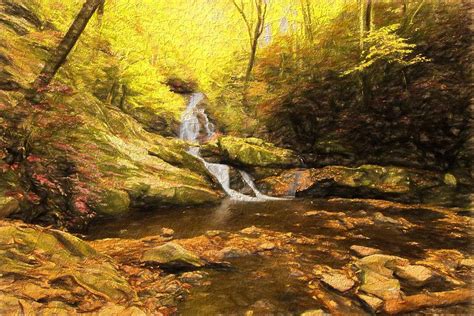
[218,246,252,259]
[257,242,276,251]
[356,254,409,277]
[160,227,175,237]
[373,212,399,225]
[141,242,204,268]
[350,245,382,257]
[358,268,401,300]
[320,271,355,292]
[394,264,434,286]
[300,309,328,316]
[357,293,383,312]
[459,258,474,268]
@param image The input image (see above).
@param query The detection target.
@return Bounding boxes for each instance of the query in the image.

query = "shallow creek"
[88,198,472,315]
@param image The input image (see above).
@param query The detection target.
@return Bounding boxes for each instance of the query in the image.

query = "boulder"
[141,242,204,268]
[257,165,455,204]
[213,136,301,168]
[0,220,138,314]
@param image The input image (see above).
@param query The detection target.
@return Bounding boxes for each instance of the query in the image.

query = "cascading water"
[179,92,282,202]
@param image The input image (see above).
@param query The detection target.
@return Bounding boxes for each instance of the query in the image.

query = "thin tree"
[300,0,314,44]
[231,0,268,86]
[30,0,105,95]
[358,0,375,107]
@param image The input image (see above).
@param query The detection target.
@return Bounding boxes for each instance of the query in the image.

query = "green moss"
[0,221,136,302]
[217,136,300,168]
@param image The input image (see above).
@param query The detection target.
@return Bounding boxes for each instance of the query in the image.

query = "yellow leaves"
[342,24,430,76]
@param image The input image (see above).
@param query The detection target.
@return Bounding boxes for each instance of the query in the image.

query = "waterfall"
[179,92,282,202]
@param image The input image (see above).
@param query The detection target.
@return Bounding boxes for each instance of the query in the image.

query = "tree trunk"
[119,84,127,110]
[31,0,104,92]
[359,0,366,51]
[365,0,373,32]
[244,37,259,84]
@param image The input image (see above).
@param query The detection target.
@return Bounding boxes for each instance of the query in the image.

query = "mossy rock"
[257,165,456,204]
[141,242,204,268]
[0,220,136,303]
[93,189,130,216]
[217,136,300,168]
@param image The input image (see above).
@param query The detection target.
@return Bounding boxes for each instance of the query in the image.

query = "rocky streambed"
[1,198,472,315]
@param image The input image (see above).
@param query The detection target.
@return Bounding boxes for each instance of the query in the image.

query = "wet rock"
[205,230,227,237]
[308,281,367,315]
[355,255,408,300]
[300,309,328,316]
[313,266,356,293]
[240,226,262,235]
[141,242,204,268]
[357,293,384,312]
[416,249,465,286]
[216,136,300,168]
[218,246,251,259]
[320,271,355,292]
[0,220,138,313]
[394,265,434,286]
[179,271,207,284]
[93,188,130,216]
[160,227,175,237]
[358,268,401,300]
[373,212,399,225]
[350,245,382,257]
[258,169,315,197]
[258,165,455,205]
[459,258,474,268]
[356,254,409,277]
[257,242,276,251]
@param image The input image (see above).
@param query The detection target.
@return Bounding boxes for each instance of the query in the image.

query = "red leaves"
[73,197,90,214]
[26,192,41,204]
[37,83,74,95]
[32,173,57,189]
[27,155,42,163]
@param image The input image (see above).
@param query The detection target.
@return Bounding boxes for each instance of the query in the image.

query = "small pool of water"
[87,198,472,315]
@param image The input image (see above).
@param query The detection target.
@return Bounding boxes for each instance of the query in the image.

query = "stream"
[86,94,473,315]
